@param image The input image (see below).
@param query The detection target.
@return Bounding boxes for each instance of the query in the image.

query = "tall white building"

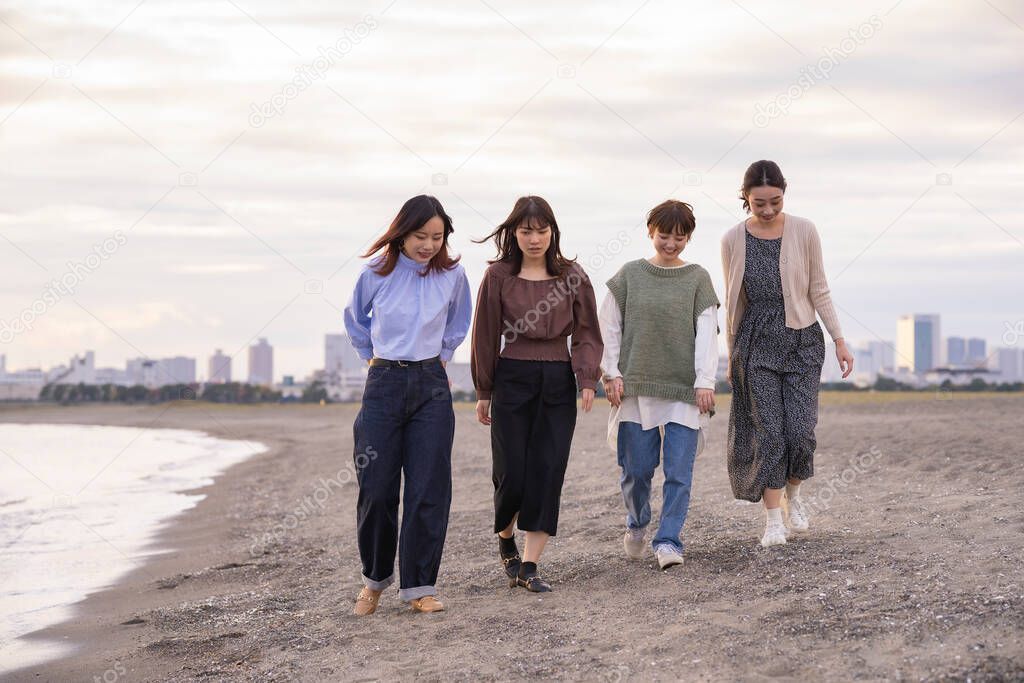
[126,358,160,387]
[61,351,96,384]
[208,349,232,383]
[248,338,274,386]
[896,314,940,373]
[996,347,1022,382]
[325,333,364,374]
[161,356,196,384]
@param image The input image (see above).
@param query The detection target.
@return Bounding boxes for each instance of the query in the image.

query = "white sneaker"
[787,496,810,532]
[623,528,646,559]
[761,521,788,548]
[655,543,684,569]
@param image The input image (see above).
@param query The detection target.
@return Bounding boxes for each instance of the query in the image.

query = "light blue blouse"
[343,252,472,362]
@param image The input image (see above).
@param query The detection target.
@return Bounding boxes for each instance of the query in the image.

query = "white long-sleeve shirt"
[598,262,720,452]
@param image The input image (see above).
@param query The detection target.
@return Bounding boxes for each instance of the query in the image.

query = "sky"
[1,0,1021,380]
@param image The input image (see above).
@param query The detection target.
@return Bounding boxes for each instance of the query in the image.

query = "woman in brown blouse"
[471,196,603,592]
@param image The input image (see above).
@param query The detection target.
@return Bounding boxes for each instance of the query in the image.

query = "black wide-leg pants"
[490,358,578,536]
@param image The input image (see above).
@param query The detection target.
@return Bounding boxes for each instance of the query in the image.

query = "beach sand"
[2,393,1023,681]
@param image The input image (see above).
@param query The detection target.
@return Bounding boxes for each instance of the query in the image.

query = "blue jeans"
[352,359,454,601]
[617,421,698,551]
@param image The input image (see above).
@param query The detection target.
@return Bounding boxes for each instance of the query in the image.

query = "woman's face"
[746,185,785,222]
[515,220,552,259]
[401,216,445,263]
[650,229,688,260]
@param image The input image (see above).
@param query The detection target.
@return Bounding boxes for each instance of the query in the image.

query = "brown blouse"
[471,260,604,400]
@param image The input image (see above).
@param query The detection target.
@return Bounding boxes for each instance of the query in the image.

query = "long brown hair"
[475,195,574,276]
[362,195,460,276]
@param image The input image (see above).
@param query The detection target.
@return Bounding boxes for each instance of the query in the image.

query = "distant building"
[126,358,160,388]
[160,356,196,384]
[248,338,274,386]
[967,338,987,367]
[2,367,46,384]
[124,357,195,387]
[897,314,940,373]
[208,349,232,384]
[94,367,129,385]
[867,340,895,373]
[995,347,1022,382]
[325,333,364,375]
[947,337,966,366]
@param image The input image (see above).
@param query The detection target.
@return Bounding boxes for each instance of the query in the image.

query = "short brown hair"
[647,200,695,237]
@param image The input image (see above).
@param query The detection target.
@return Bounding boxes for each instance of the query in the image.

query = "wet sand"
[2,393,1023,682]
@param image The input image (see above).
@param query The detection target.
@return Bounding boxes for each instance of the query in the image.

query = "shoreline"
[3,395,1023,681]
[1,403,288,682]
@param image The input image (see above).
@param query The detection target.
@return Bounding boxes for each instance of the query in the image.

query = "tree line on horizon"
[31,375,1023,406]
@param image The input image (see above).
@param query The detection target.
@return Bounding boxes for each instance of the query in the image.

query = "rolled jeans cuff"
[398,585,436,602]
[362,573,394,591]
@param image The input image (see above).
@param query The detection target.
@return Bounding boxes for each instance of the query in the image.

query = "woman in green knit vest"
[599,200,721,570]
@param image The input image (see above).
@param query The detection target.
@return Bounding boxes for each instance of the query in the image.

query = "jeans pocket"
[367,365,390,382]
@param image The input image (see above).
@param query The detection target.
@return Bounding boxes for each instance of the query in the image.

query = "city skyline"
[4,309,1023,390]
[0,2,1020,379]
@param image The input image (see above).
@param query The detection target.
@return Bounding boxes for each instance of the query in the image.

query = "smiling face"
[650,228,689,261]
[746,185,785,223]
[401,215,445,263]
[515,218,552,260]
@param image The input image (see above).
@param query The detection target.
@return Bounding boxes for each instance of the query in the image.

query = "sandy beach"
[2,393,1023,682]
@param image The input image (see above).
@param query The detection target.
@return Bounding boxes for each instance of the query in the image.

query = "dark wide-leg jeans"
[352,359,454,601]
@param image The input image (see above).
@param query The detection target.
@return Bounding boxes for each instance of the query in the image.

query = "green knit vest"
[605,259,720,404]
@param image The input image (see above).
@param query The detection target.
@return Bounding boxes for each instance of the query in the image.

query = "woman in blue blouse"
[343,195,472,616]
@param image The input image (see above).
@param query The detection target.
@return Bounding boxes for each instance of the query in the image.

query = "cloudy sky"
[1,0,1021,380]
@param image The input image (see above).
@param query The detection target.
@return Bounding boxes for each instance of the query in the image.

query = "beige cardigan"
[720,214,843,355]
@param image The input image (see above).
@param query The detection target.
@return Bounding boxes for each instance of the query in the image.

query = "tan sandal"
[409,595,444,613]
[353,587,382,616]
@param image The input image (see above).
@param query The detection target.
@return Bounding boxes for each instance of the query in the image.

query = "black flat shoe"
[513,573,551,593]
[498,537,521,579]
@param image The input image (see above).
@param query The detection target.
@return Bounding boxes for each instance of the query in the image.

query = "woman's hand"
[581,388,595,413]
[836,339,854,379]
[696,388,715,414]
[726,358,732,388]
[602,377,624,407]
[476,399,492,425]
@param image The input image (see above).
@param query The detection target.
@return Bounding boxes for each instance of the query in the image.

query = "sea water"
[0,423,266,673]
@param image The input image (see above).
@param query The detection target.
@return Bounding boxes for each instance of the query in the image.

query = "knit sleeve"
[470,268,502,401]
[720,234,737,356]
[569,265,604,392]
[806,224,844,341]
